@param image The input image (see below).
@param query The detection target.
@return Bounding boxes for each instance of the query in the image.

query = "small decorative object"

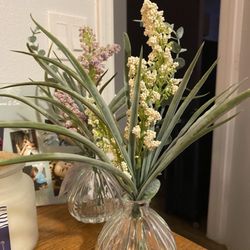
[96,200,176,249]
[0,152,38,250]
[0,0,250,248]
[67,165,122,223]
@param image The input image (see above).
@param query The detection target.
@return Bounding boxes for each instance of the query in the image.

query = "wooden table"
[36,204,206,250]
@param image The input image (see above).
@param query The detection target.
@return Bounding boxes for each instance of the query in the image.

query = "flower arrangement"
[0,0,250,204]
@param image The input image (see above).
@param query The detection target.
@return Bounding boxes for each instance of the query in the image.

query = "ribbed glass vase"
[96,200,176,249]
[67,166,122,223]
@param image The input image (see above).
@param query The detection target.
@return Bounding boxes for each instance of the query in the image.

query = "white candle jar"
[0,152,38,250]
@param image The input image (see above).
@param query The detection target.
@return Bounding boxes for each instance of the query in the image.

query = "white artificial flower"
[143,129,161,150]
[132,125,141,139]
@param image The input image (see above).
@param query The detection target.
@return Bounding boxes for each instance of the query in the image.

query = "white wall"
[207,0,250,249]
[0,0,98,83]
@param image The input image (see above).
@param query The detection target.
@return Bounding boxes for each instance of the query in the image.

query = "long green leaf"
[13,50,87,92]
[152,60,217,166]
[99,73,117,94]
[137,89,250,199]
[194,112,240,140]
[157,43,204,141]
[0,94,60,124]
[215,78,248,105]
[27,43,69,88]
[0,121,109,163]
[167,81,245,150]
[0,82,104,124]
[116,112,126,122]
[128,48,143,173]
[62,72,80,93]
[110,96,126,114]
[142,43,205,179]
[109,86,126,111]
[44,42,54,87]
[27,95,93,140]
[123,33,132,110]
[0,152,136,195]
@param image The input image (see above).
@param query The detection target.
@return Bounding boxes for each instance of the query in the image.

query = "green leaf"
[116,112,126,122]
[19,46,86,90]
[0,82,105,123]
[171,41,181,54]
[123,32,132,109]
[110,96,126,114]
[50,65,58,73]
[52,51,63,63]
[176,27,184,39]
[28,35,36,43]
[174,57,185,69]
[0,152,135,195]
[38,49,46,56]
[0,121,109,163]
[30,45,38,51]
[140,179,161,201]
[137,88,250,200]
[157,43,204,141]
[152,59,217,167]
[0,93,60,125]
[62,72,79,93]
[168,81,246,149]
[99,73,117,94]
[27,95,92,139]
[26,44,68,88]
[128,47,143,173]
[109,87,126,111]
[180,48,187,53]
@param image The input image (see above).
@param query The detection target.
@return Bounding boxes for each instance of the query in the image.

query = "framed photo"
[23,163,48,191]
[22,161,67,206]
[9,129,73,206]
[10,129,39,156]
[49,160,74,197]
[6,126,82,206]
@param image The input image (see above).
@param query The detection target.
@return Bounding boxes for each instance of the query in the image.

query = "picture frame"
[9,129,77,206]
[10,129,39,156]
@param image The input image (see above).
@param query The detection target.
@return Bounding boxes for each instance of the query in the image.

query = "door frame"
[96,0,116,102]
[207,0,245,243]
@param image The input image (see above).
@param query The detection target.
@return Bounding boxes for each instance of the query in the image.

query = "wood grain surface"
[35,204,207,249]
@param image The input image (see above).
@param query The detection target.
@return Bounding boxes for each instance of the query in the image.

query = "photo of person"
[49,161,72,196]
[23,164,48,191]
[10,130,39,156]
[0,128,3,151]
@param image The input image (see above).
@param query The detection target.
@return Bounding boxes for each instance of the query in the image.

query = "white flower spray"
[125,0,182,167]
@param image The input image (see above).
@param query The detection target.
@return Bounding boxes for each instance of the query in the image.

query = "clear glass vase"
[96,200,176,250]
[67,166,122,223]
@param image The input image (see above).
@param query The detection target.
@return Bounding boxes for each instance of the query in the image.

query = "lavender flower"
[54,90,87,132]
[78,26,120,83]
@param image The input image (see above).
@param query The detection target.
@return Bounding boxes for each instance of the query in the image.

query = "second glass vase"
[67,166,122,223]
[96,200,176,249]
